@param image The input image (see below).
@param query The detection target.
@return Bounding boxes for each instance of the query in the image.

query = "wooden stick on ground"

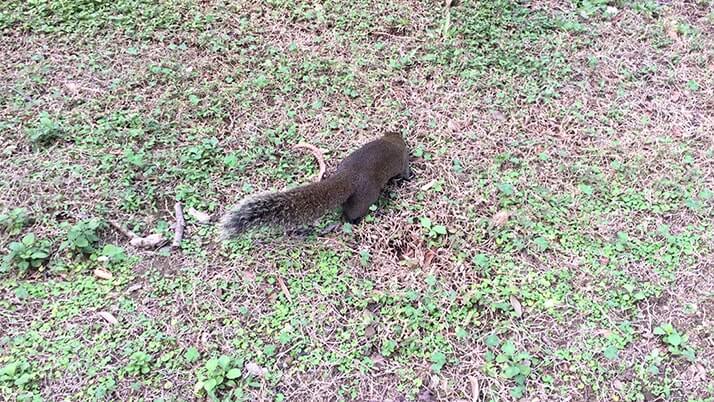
[294,142,326,182]
[277,276,292,303]
[108,218,167,249]
[108,219,138,240]
[172,202,185,249]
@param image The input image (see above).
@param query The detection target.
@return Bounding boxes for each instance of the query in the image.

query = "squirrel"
[221,132,409,238]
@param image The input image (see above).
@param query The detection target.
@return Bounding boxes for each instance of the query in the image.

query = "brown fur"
[221,132,409,238]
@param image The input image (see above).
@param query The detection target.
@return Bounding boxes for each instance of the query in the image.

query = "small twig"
[469,376,479,402]
[108,219,137,240]
[63,80,105,94]
[108,218,166,249]
[172,202,185,249]
[277,276,292,303]
[294,142,326,182]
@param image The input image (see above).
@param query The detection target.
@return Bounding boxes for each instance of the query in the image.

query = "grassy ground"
[1,0,713,401]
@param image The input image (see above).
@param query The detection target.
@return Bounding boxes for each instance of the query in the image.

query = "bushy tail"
[221,174,352,238]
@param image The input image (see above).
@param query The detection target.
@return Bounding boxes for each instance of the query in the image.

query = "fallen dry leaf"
[245,362,267,377]
[421,179,437,192]
[510,295,523,317]
[365,324,377,339]
[422,249,437,268]
[491,210,510,227]
[596,328,612,337]
[97,311,118,325]
[370,353,386,366]
[491,110,506,121]
[447,118,470,132]
[93,268,113,280]
[64,81,103,94]
[65,81,80,94]
[401,257,420,269]
[664,19,678,41]
[187,208,211,224]
[277,276,292,303]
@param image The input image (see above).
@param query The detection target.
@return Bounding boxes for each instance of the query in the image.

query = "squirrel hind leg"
[342,187,380,223]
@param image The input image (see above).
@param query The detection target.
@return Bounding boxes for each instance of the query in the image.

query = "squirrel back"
[221,132,408,238]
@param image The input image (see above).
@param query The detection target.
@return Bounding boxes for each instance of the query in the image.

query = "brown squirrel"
[221,132,409,238]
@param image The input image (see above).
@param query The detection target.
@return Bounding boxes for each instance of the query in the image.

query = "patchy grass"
[1,0,713,401]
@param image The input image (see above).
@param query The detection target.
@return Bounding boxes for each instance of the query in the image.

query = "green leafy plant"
[430,351,447,373]
[653,323,696,361]
[380,340,397,357]
[91,376,117,399]
[26,112,63,146]
[419,217,448,243]
[632,0,661,17]
[64,218,103,256]
[572,0,609,18]
[97,244,126,263]
[485,336,534,399]
[3,233,51,272]
[184,347,201,364]
[125,351,152,376]
[0,360,35,395]
[181,137,221,167]
[194,355,243,400]
[0,208,30,236]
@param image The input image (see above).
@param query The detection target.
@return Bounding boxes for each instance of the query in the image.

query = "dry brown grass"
[1,0,713,400]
